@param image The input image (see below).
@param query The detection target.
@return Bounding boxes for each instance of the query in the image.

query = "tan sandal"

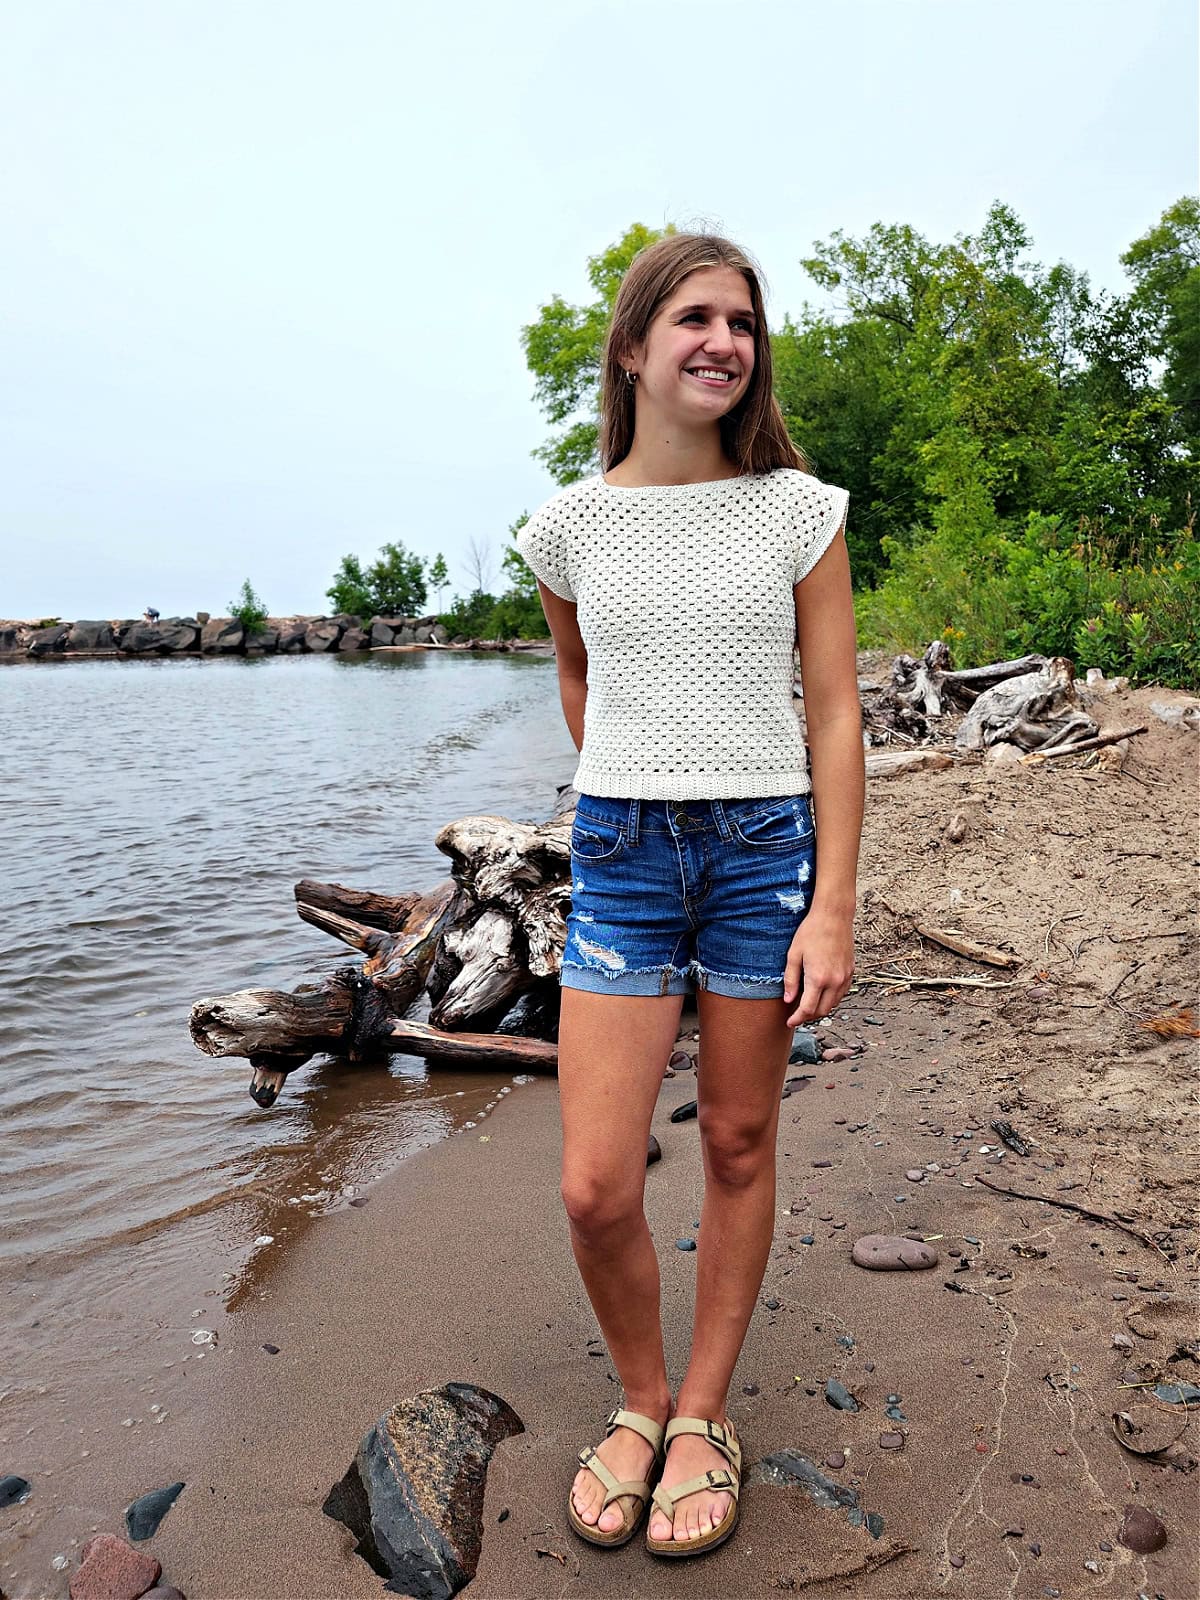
[566,1407,666,1548]
[645,1415,742,1558]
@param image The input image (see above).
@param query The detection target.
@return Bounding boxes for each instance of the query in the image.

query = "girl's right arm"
[535,581,588,753]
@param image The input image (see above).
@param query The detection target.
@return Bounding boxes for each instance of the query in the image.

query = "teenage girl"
[515,232,863,1559]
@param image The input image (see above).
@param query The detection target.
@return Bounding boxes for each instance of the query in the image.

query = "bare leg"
[559,986,684,1533]
[648,989,793,1544]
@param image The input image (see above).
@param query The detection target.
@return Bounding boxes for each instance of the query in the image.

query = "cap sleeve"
[515,504,576,602]
[792,477,850,585]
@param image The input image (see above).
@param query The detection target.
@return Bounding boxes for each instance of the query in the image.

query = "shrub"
[228,579,268,636]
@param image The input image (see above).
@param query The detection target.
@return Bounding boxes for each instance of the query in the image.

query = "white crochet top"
[515,468,850,800]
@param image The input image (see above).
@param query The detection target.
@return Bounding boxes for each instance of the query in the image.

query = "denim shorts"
[560,793,818,1000]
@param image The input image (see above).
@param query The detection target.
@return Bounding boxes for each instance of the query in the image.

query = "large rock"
[157,618,199,652]
[67,620,115,651]
[118,623,165,654]
[305,620,343,652]
[275,618,310,652]
[369,618,397,648]
[322,1383,523,1600]
[200,618,244,654]
[430,623,449,643]
[69,1532,161,1600]
[246,627,278,654]
[339,627,368,652]
[28,623,71,656]
[0,625,27,652]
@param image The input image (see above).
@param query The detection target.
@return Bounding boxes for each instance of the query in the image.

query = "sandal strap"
[605,1407,665,1454]
[577,1445,651,1509]
[650,1466,739,1520]
[662,1415,742,1473]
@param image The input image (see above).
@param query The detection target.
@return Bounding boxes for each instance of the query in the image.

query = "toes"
[597,1502,623,1533]
[649,1510,672,1541]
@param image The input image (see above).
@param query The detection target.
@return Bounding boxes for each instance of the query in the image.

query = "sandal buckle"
[706,1468,733,1489]
[705,1419,728,1446]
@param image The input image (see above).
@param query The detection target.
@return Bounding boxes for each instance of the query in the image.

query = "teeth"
[690,369,733,382]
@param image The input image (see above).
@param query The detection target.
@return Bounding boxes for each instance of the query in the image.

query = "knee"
[560,1171,642,1240]
[699,1117,774,1189]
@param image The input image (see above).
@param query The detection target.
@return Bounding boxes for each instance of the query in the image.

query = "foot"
[571,1405,670,1535]
[647,1421,734,1543]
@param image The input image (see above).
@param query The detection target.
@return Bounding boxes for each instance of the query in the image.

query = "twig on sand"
[913,922,1021,969]
[972,1175,1164,1255]
[860,970,1022,992]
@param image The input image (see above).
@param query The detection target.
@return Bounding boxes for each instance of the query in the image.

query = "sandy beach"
[4,676,1197,1598]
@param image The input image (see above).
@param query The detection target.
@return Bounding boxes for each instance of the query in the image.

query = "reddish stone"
[70,1534,161,1600]
[141,1588,187,1600]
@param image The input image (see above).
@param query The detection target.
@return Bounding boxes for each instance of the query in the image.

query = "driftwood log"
[190,791,576,1106]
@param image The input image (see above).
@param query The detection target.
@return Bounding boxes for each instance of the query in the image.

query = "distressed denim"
[560,793,818,1000]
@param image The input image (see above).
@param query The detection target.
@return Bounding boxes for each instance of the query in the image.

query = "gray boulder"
[28,623,71,656]
[275,618,309,652]
[369,618,396,648]
[323,1384,523,1600]
[339,627,368,652]
[413,623,435,643]
[305,620,343,653]
[118,623,165,654]
[201,618,244,654]
[67,620,115,651]
[157,618,200,652]
[0,625,26,653]
[431,623,449,643]
[395,625,417,645]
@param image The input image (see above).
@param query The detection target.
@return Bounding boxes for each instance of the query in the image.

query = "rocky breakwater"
[0,613,541,660]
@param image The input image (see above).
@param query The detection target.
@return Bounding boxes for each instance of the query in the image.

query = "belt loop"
[713,798,732,841]
[628,798,640,844]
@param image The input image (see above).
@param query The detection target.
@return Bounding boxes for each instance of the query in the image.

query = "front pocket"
[726,796,815,851]
[570,816,627,862]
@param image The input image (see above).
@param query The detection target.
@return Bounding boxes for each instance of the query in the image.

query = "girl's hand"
[783,910,855,1028]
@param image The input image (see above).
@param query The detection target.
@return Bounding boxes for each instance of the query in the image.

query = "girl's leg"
[647,988,793,1544]
[559,985,685,1533]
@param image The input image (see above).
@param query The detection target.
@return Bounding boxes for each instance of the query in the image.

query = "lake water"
[0,651,575,1552]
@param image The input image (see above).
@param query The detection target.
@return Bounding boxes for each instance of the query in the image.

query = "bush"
[228,579,269,636]
[856,511,1200,688]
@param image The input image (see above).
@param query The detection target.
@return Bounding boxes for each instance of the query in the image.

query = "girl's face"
[631,265,757,426]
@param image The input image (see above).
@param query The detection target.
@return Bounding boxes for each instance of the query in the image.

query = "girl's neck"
[605,429,737,488]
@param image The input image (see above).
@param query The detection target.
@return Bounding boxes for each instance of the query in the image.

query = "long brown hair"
[599,232,808,476]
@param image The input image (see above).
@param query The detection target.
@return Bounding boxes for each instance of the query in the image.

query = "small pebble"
[905,1169,924,1182]
[949,1554,965,1569]
[261,1344,280,1355]
[824,1451,845,1469]
[348,1197,370,1208]
[676,1238,697,1252]
[742,1384,759,1396]
[879,1431,904,1450]
[764,1297,780,1311]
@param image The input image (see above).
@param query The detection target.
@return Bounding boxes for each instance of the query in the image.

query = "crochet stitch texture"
[515,468,850,800]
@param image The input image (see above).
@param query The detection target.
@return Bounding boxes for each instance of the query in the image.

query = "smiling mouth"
[685,367,737,384]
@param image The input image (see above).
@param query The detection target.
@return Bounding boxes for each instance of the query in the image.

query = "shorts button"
[673,812,688,829]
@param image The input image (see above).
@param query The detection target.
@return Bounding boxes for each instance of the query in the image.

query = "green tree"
[228,578,268,635]
[325,541,428,618]
[522,223,671,483]
[326,554,373,617]
[428,552,449,610]
[367,541,427,615]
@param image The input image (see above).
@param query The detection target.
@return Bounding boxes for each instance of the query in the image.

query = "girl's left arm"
[784,526,864,1027]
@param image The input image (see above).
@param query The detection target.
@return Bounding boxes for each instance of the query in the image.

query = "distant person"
[143,607,160,624]
[516,234,863,1559]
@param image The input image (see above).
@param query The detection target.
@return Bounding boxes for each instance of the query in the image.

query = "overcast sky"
[2,0,1194,620]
